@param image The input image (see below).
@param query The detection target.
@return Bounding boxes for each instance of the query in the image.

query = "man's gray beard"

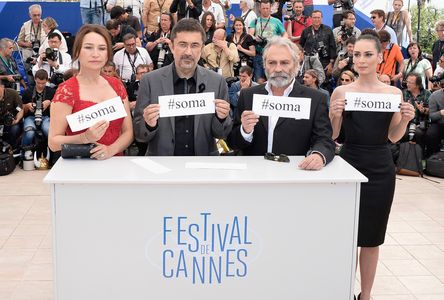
[266,71,296,88]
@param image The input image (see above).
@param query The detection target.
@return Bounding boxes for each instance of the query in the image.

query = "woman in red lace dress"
[48,25,133,159]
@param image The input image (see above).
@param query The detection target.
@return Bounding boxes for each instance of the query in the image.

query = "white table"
[44,156,367,300]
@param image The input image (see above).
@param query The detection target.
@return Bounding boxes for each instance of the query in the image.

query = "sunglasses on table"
[264,152,290,163]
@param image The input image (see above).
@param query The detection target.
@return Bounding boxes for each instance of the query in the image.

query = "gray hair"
[0,38,14,51]
[29,4,42,14]
[243,0,255,10]
[262,36,300,71]
[435,20,444,31]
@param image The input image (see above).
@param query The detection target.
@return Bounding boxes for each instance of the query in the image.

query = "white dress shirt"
[113,47,152,81]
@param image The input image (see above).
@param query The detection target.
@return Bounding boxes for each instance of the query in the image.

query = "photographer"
[328,0,357,28]
[202,28,239,78]
[295,43,325,85]
[402,73,431,146]
[32,33,72,88]
[106,19,141,52]
[300,10,336,73]
[285,0,312,44]
[146,12,175,70]
[332,10,360,55]
[113,33,153,82]
[110,5,142,39]
[126,64,150,107]
[332,36,355,80]
[425,84,444,156]
[0,39,27,92]
[248,0,287,83]
[402,42,432,90]
[21,69,54,148]
[432,20,444,72]
[17,4,46,61]
[0,82,23,152]
[228,65,257,118]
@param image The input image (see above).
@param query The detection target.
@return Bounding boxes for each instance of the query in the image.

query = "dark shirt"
[300,24,337,67]
[21,86,55,117]
[204,28,215,45]
[170,0,202,20]
[112,24,137,45]
[172,65,197,156]
[403,88,431,124]
[0,55,19,89]
[432,39,444,72]
[123,15,142,33]
[0,88,22,117]
[146,31,174,69]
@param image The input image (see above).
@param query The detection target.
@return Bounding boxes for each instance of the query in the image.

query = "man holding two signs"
[228,36,335,170]
[133,18,232,156]
[329,33,415,300]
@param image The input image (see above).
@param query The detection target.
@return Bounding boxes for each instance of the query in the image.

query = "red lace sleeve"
[52,77,78,107]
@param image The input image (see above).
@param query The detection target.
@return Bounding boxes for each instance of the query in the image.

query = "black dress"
[340,111,396,247]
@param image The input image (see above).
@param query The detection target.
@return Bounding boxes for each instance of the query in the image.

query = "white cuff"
[240,126,253,143]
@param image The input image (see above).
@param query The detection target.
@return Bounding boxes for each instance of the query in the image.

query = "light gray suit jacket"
[133,64,233,155]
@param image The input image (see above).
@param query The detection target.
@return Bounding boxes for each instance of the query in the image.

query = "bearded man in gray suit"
[133,18,232,156]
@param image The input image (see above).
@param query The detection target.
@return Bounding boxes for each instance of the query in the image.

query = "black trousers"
[425,123,444,156]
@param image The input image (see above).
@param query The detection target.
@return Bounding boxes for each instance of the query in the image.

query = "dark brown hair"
[72,24,113,63]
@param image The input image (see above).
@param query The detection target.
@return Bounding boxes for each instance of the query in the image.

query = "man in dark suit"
[228,36,335,170]
[170,0,202,21]
[133,18,232,156]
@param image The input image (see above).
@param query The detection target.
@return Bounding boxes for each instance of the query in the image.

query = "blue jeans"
[253,54,266,82]
[80,7,103,25]
[4,123,22,150]
[22,116,50,147]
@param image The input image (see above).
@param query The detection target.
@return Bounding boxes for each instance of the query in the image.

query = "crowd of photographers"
[0,0,444,170]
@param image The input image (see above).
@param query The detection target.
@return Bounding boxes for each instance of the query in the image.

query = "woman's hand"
[90,143,112,160]
[330,98,346,118]
[84,120,109,143]
[400,101,415,123]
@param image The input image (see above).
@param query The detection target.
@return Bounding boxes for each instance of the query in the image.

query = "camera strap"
[242,9,252,22]
[125,49,140,76]
[30,22,42,43]
[259,17,271,37]
[156,0,167,13]
[0,56,14,75]
[31,86,46,106]
[403,58,420,82]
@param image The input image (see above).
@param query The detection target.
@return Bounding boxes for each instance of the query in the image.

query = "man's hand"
[143,104,160,128]
[47,58,58,69]
[215,99,230,119]
[25,102,35,113]
[338,58,348,70]
[241,110,259,134]
[325,63,333,76]
[440,109,444,116]
[113,42,124,51]
[239,78,251,90]
[298,153,324,170]
[130,101,137,110]
[43,100,51,111]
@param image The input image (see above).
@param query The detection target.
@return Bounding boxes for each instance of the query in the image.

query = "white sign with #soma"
[252,94,312,119]
[158,92,216,118]
[345,92,401,112]
[66,97,127,132]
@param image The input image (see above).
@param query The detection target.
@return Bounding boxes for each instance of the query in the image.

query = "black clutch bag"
[61,143,95,159]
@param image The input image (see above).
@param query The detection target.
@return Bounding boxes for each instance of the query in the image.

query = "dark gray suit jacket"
[133,64,233,155]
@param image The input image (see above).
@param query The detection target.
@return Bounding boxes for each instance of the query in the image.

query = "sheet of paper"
[159,92,215,117]
[252,94,311,119]
[345,92,401,112]
[66,97,127,132]
[131,158,171,174]
[185,162,247,170]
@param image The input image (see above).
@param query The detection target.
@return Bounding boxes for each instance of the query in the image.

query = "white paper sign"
[345,92,401,112]
[158,92,215,117]
[252,94,312,119]
[66,97,127,132]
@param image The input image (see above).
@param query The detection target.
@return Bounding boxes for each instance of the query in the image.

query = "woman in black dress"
[329,34,415,300]
[227,18,255,76]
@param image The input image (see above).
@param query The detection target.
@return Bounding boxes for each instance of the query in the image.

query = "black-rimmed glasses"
[264,152,290,163]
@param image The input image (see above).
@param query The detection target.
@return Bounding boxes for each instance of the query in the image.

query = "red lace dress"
[52,75,128,153]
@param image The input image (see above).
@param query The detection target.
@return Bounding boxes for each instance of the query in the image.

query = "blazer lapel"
[160,65,176,136]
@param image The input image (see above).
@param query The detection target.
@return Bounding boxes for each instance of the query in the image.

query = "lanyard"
[125,50,140,75]
[260,17,271,36]
[156,0,166,12]
[30,22,41,42]
[0,55,14,74]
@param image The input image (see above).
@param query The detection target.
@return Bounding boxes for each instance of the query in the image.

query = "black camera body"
[256,36,268,48]
[430,72,444,84]
[317,41,329,58]
[226,76,239,88]
[45,47,58,61]
[32,40,40,55]
[33,97,43,127]
[340,25,355,42]
[341,0,354,10]
[284,15,295,22]
[0,101,16,127]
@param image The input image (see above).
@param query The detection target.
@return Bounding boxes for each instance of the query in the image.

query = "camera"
[430,72,444,84]
[45,47,58,61]
[0,101,19,127]
[408,122,417,141]
[32,97,43,127]
[284,15,295,21]
[340,25,355,42]
[256,36,268,48]
[317,41,329,58]
[226,76,239,88]
[334,0,354,10]
[125,6,133,14]
[32,40,40,54]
